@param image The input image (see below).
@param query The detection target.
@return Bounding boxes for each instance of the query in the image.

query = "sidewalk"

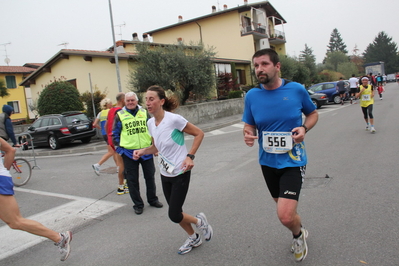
[33,114,243,156]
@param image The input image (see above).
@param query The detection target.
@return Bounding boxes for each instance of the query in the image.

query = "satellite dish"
[4,57,10,65]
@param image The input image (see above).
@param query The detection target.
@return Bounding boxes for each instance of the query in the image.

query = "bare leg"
[98,145,115,166]
[114,153,124,185]
[275,197,302,235]
[179,212,198,236]
[0,195,61,243]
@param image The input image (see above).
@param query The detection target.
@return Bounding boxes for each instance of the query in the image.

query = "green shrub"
[228,90,242,99]
[37,78,84,116]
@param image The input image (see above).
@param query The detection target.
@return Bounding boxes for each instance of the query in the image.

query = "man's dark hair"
[352,74,355,77]
[252,48,280,65]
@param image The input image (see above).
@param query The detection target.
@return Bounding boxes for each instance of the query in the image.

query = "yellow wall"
[29,55,133,105]
[151,11,256,62]
[0,73,29,121]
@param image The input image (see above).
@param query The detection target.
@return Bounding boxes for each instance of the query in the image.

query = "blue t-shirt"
[242,80,316,169]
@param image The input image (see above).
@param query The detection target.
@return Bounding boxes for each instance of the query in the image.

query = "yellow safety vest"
[117,108,151,149]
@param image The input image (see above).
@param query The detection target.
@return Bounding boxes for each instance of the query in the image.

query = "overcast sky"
[2,0,398,67]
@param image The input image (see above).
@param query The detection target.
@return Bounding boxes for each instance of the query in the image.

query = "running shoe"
[117,186,125,195]
[365,125,369,131]
[178,234,202,255]
[56,231,72,261]
[124,183,129,194]
[291,227,308,253]
[370,127,376,133]
[292,228,308,262]
[196,212,213,241]
[92,164,100,176]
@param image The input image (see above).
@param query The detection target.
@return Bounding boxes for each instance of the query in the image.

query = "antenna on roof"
[0,42,11,66]
[58,42,69,48]
[115,22,126,40]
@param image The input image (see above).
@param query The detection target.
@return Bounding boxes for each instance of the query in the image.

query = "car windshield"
[307,90,315,95]
[65,114,89,124]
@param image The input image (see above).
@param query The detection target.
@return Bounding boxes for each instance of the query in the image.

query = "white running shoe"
[92,164,100,176]
[196,212,213,241]
[365,125,369,131]
[370,127,376,133]
[178,234,202,255]
[56,231,72,261]
[292,228,308,262]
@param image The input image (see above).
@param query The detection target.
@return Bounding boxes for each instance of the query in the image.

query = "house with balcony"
[146,0,287,88]
[0,64,40,122]
[20,0,287,109]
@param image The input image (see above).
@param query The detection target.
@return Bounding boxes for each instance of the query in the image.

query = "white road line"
[0,188,125,261]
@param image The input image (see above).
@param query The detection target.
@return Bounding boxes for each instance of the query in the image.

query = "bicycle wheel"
[10,158,32,187]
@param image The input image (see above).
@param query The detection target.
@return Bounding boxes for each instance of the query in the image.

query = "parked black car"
[21,112,96,150]
[308,90,328,109]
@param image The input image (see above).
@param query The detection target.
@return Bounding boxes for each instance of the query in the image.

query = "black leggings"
[361,105,373,119]
[161,171,191,223]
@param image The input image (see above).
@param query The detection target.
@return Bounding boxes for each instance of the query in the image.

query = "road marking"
[0,188,125,261]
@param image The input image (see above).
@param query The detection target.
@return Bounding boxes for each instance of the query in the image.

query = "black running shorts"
[260,165,305,201]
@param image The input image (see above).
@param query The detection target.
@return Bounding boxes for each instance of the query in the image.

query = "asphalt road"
[1,82,399,265]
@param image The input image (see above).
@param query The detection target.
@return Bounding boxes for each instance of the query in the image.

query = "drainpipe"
[195,22,203,45]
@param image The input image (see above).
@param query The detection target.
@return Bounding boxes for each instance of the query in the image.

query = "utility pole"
[108,0,122,92]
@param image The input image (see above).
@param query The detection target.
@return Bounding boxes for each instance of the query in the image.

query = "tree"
[337,62,359,79]
[363,31,399,74]
[80,86,108,119]
[299,44,317,83]
[327,28,348,54]
[0,79,10,98]
[350,44,364,74]
[130,42,216,104]
[280,55,310,86]
[37,78,84,116]
[325,51,349,72]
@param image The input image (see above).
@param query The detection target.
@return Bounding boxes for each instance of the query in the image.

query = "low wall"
[174,98,244,124]
[13,98,244,134]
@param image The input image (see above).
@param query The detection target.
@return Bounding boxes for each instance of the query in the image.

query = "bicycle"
[2,142,33,186]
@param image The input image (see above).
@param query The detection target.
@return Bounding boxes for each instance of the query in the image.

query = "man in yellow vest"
[112,92,163,214]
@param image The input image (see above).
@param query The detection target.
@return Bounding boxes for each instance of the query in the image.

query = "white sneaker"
[370,127,376,133]
[178,234,202,255]
[55,231,72,261]
[292,228,308,262]
[92,164,100,176]
[196,212,213,241]
[365,125,369,131]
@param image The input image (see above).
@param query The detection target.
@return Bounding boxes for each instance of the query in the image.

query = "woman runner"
[133,85,213,255]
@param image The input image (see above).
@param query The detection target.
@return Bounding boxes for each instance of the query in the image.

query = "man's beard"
[257,73,270,84]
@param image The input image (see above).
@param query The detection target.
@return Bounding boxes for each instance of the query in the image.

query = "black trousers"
[122,155,158,209]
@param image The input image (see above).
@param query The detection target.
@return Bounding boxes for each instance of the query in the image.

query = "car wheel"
[311,99,321,109]
[81,137,91,144]
[48,135,60,150]
[333,95,342,104]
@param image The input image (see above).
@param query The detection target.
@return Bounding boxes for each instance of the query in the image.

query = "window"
[7,101,20,113]
[5,76,16,88]
[215,63,231,76]
[40,118,51,127]
[52,118,62,126]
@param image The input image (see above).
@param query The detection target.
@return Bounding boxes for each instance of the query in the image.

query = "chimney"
[224,4,228,10]
[244,0,248,5]
[178,15,183,22]
[132,32,140,41]
[115,41,126,54]
[212,5,216,13]
[143,33,149,42]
